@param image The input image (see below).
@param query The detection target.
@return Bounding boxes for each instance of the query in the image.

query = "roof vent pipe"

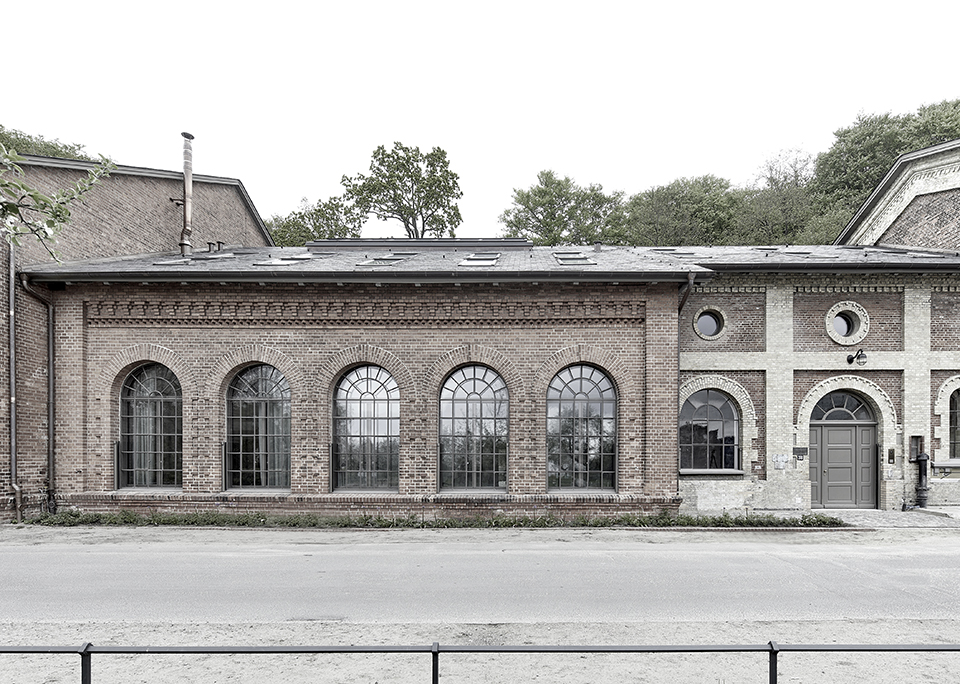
[180,132,194,256]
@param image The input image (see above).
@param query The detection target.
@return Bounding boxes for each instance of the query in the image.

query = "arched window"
[679,389,740,470]
[120,363,182,487]
[811,391,873,422]
[952,390,960,460]
[226,364,291,488]
[333,365,399,489]
[439,365,508,489]
[546,364,617,489]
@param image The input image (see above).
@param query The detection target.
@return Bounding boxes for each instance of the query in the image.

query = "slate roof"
[21,239,960,285]
[22,239,711,284]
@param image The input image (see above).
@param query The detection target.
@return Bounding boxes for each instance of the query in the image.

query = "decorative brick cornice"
[794,285,904,294]
[693,286,765,293]
[85,299,646,328]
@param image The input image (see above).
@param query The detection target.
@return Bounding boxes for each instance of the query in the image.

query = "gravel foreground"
[3,519,959,683]
[2,618,959,683]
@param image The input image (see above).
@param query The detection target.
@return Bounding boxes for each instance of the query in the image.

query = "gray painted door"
[809,424,877,508]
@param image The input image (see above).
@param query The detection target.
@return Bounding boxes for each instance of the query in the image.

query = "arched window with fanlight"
[439,365,508,489]
[679,389,740,471]
[226,364,291,488]
[333,365,400,489]
[546,364,617,489]
[120,363,182,487]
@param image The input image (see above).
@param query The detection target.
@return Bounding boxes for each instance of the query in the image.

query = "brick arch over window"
[532,345,633,404]
[317,345,416,402]
[426,345,524,400]
[207,345,305,400]
[679,375,759,473]
[795,375,898,452]
[101,344,195,401]
[933,375,960,463]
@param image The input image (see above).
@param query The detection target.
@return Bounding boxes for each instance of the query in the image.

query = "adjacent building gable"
[835,139,960,250]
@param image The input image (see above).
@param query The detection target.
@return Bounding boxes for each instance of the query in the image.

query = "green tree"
[811,99,960,239]
[0,124,95,160]
[1,143,113,257]
[341,142,463,239]
[734,150,817,244]
[498,170,625,246]
[267,196,362,247]
[623,175,744,246]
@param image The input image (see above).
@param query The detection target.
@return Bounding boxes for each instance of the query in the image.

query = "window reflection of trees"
[120,363,182,487]
[226,364,291,488]
[439,365,508,489]
[679,389,739,470]
[333,365,400,489]
[546,365,617,489]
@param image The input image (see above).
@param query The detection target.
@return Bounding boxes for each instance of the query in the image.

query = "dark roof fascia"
[692,261,960,274]
[18,155,275,248]
[25,270,707,286]
[834,138,960,245]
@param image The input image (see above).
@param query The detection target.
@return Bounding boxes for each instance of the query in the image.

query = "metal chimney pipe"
[180,132,195,256]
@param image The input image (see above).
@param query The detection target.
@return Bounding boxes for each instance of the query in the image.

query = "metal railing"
[2,641,959,684]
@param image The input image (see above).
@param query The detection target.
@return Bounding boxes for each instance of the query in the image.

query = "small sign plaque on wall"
[793,447,807,461]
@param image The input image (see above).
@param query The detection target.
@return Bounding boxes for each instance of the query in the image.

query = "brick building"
[4,140,960,521]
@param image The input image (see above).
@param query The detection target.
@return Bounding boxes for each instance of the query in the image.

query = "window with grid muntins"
[226,364,291,488]
[120,363,182,487]
[679,389,740,470]
[334,365,400,489]
[952,390,960,460]
[546,364,617,489]
[439,365,508,489]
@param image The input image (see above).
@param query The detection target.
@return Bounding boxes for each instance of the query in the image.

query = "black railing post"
[768,641,779,684]
[432,642,440,684]
[78,642,93,684]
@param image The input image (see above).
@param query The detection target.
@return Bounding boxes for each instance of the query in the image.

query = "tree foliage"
[0,124,95,161]
[810,99,960,237]
[267,196,362,247]
[623,175,745,246]
[342,142,463,239]
[499,171,624,246]
[498,100,960,247]
[1,143,113,257]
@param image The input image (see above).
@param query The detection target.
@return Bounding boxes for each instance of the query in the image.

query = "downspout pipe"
[678,271,697,313]
[19,274,55,514]
[8,245,22,522]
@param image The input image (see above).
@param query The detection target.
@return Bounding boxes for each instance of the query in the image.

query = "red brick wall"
[878,189,960,250]
[2,162,270,519]
[37,280,680,517]
[678,289,765,352]
[931,290,960,352]
[15,164,269,267]
[793,291,903,352]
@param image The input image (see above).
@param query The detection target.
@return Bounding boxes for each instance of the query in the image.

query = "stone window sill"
[680,469,745,476]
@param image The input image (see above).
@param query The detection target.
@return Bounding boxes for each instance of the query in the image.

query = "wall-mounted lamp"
[847,349,867,366]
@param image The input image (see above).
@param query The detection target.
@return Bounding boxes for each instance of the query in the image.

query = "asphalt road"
[3,526,959,625]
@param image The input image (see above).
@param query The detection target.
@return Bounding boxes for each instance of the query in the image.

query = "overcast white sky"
[7,0,960,239]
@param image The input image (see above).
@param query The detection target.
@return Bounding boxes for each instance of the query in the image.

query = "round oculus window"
[694,307,726,340]
[825,301,869,346]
